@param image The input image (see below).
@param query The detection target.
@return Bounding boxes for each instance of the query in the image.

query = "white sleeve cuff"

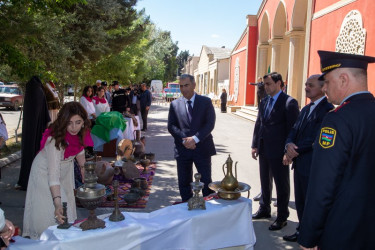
[192,136,200,144]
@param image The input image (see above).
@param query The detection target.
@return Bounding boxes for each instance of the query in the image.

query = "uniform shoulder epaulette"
[334,101,350,112]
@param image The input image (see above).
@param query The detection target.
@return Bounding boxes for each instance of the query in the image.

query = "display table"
[123,116,140,140]
[10,198,256,250]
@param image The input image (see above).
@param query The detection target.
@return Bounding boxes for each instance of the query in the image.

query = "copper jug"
[133,130,145,158]
[221,155,238,191]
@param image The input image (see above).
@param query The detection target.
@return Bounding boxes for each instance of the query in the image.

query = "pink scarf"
[92,96,107,105]
[84,96,92,102]
[40,128,94,159]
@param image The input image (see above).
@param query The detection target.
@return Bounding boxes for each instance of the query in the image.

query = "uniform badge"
[319,127,336,148]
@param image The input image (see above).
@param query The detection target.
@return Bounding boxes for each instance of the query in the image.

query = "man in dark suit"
[251,72,299,230]
[139,83,152,131]
[282,75,334,242]
[168,74,216,201]
[298,51,375,249]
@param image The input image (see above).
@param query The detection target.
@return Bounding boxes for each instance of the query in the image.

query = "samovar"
[76,161,106,230]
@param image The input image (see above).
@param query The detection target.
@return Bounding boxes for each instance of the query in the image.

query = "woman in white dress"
[23,102,93,239]
[80,86,96,123]
[92,86,110,117]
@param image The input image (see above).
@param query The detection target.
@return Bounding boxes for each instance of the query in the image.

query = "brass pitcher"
[221,155,238,191]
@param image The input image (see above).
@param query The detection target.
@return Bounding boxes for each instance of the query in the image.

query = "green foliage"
[0,0,187,97]
[177,50,190,75]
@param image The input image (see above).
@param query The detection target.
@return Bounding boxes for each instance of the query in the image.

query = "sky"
[135,0,263,56]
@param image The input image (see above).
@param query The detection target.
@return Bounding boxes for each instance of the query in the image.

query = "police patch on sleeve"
[319,127,336,148]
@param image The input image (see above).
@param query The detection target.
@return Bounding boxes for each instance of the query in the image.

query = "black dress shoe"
[283,231,298,242]
[253,192,262,201]
[252,209,271,219]
[269,219,287,231]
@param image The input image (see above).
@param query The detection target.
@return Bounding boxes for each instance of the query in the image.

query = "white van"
[150,80,163,99]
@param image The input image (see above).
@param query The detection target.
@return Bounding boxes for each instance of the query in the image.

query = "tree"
[176,50,190,75]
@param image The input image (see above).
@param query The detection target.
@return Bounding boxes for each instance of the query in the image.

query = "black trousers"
[176,155,213,201]
[259,153,290,221]
[140,108,149,130]
[294,169,309,223]
[221,102,227,112]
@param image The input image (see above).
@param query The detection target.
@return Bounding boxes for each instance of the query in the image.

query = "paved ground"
[0,103,299,249]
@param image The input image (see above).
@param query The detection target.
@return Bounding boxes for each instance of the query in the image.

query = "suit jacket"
[252,91,299,159]
[285,97,334,176]
[168,94,216,158]
[298,93,375,249]
[139,89,152,109]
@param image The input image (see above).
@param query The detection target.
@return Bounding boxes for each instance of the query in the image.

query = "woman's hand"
[54,203,65,224]
[0,219,15,247]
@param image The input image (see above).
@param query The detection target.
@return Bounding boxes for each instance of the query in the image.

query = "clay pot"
[130,179,146,197]
[123,193,140,205]
[95,161,115,186]
[121,160,140,180]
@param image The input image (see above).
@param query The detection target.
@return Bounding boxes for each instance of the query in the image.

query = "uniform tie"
[264,97,274,119]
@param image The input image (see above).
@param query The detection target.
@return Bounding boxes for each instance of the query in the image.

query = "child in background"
[0,114,8,149]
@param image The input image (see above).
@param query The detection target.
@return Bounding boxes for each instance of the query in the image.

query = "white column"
[257,43,269,77]
[285,30,305,104]
[268,38,283,73]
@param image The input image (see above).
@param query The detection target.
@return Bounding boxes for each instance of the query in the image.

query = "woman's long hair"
[50,102,91,150]
[81,86,93,98]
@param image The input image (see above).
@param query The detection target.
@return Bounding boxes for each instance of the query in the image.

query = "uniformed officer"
[298,51,375,249]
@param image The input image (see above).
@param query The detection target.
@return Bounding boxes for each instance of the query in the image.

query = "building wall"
[208,62,217,94]
[315,0,350,11]
[309,0,375,93]
[217,59,230,81]
[185,57,199,76]
[246,25,258,105]
[258,0,296,38]
[230,46,248,105]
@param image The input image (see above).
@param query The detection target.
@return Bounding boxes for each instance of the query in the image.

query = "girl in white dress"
[92,86,110,117]
[23,102,93,239]
[80,86,96,121]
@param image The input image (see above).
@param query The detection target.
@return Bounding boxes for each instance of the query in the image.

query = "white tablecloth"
[10,198,256,250]
[123,116,140,140]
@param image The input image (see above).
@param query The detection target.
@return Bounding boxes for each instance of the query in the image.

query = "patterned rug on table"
[78,163,156,209]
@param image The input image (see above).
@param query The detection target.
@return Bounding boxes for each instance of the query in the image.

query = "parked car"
[0,84,23,110]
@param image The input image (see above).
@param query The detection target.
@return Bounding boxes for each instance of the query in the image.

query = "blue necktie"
[187,100,193,122]
[264,97,274,119]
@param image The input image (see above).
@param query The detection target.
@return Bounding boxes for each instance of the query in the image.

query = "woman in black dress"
[220,89,227,113]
